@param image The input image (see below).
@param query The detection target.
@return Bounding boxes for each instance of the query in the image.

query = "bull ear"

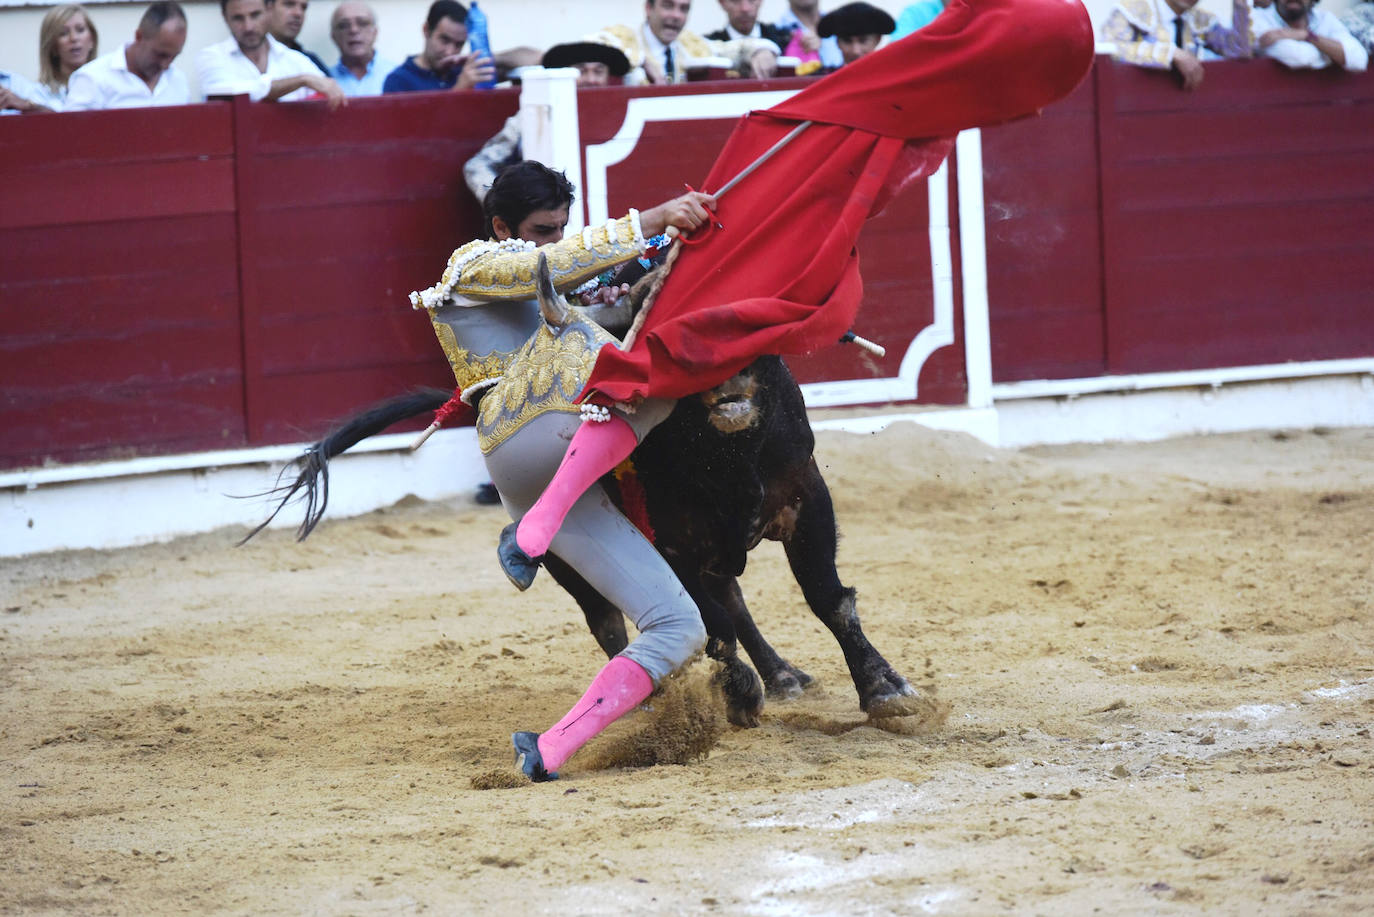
[534,251,570,328]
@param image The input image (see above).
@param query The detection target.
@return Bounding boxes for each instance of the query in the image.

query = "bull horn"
[534,251,570,329]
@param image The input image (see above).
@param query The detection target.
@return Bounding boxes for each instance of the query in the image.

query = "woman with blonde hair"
[33,4,98,110]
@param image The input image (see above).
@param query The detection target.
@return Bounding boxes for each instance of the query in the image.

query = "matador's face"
[492,206,571,247]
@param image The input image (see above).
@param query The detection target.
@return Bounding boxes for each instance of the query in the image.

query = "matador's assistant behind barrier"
[500,0,1097,583]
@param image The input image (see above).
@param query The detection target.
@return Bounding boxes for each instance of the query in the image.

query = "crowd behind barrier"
[0,0,937,114]
[9,0,1364,115]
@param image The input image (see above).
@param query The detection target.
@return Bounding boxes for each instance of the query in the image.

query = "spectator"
[329,1,397,96]
[65,1,190,110]
[197,0,345,107]
[892,0,945,40]
[1102,0,1253,90]
[265,0,328,75]
[464,34,632,201]
[776,1,842,74]
[706,0,793,50]
[818,2,896,67]
[1254,0,1368,70]
[1340,0,1374,55]
[33,4,99,111]
[382,0,495,93]
[1,69,50,114]
[603,0,780,84]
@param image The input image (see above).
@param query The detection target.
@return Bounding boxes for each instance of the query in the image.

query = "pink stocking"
[537,655,653,773]
[515,415,638,558]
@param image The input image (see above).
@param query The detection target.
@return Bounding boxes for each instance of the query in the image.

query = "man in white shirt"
[266,0,329,75]
[196,0,346,107]
[1254,0,1369,70]
[65,1,191,111]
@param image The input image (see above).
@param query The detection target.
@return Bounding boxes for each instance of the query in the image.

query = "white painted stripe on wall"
[583,90,797,226]
[799,155,956,408]
[956,129,993,410]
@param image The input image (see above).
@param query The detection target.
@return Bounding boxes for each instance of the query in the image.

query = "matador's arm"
[409,212,651,311]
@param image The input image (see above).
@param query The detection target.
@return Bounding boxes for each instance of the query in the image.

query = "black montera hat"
[542,35,632,76]
[818,2,898,38]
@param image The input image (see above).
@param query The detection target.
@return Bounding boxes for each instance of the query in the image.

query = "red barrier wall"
[2,90,515,470]
[3,60,1372,472]
[983,58,1374,383]
[3,104,242,465]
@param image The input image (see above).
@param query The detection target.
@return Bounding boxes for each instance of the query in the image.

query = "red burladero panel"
[1096,59,1374,375]
[0,104,243,469]
[981,72,1106,383]
[787,172,965,405]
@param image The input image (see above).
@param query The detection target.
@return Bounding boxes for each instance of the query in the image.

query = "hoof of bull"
[764,665,814,701]
[714,658,765,729]
[863,687,930,720]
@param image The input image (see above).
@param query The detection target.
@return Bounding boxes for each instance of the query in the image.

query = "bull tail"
[238,387,452,545]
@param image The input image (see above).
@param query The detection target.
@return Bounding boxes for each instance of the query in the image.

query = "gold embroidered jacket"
[602,24,780,84]
[409,213,650,450]
[1103,0,1218,67]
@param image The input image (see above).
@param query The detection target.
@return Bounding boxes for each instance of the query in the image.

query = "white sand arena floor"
[2,424,1371,914]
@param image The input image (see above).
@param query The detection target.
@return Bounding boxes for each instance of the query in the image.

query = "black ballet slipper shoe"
[498,522,543,591]
[512,731,558,783]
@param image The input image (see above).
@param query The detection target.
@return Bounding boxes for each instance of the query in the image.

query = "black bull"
[247,357,921,727]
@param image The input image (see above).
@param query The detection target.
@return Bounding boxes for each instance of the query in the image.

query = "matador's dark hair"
[482,160,576,240]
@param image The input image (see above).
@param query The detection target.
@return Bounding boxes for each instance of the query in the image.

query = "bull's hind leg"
[784,459,922,718]
[709,574,814,701]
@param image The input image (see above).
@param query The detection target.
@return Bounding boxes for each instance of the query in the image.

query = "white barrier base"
[1,428,489,558]
[3,372,1372,558]
[992,371,1374,448]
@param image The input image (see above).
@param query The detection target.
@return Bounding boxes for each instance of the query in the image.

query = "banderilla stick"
[840,330,886,358]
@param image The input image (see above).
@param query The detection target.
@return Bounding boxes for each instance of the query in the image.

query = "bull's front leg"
[668,560,765,728]
[784,460,923,718]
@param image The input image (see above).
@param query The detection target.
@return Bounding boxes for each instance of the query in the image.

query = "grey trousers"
[483,399,706,683]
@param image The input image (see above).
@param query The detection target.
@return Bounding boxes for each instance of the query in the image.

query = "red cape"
[584,0,1095,404]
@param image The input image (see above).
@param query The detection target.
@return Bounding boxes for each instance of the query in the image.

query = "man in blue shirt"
[329,0,397,95]
[382,0,494,93]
